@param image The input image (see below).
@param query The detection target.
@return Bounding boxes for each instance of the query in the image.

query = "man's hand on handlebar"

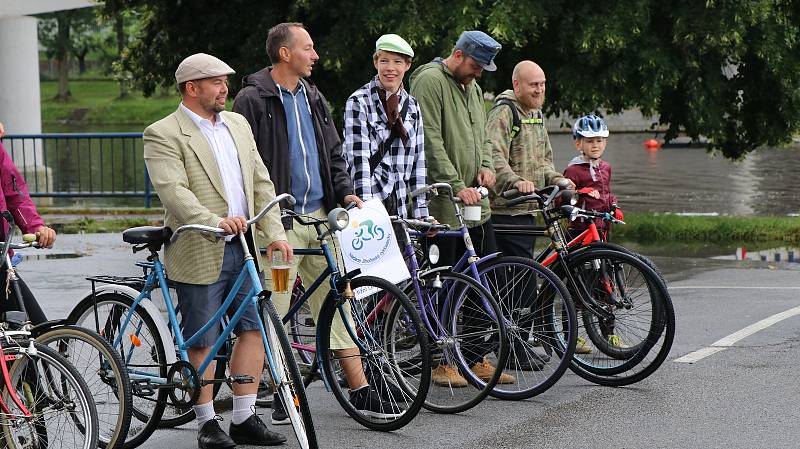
[477,169,496,188]
[514,180,536,194]
[266,240,293,263]
[343,194,364,209]
[457,188,482,205]
[218,216,248,235]
[35,226,56,248]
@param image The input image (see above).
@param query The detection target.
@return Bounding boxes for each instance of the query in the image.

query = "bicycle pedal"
[131,380,156,397]
[229,375,255,384]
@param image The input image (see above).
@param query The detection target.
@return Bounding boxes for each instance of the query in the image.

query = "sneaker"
[348,385,405,419]
[271,393,290,425]
[228,414,287,446]
[608,334,629,348]
[506,342,545,371]
[471,358,515,384]
[198,418,235,449]
[366,368,408,403]
[575,337,593,354]
[431,364,468,388]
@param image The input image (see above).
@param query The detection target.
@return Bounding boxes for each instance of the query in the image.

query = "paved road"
[16,233,800,449]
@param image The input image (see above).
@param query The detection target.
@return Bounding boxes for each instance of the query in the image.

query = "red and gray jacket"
[563,156,617,231]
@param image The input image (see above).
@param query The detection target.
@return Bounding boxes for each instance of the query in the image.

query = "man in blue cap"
[410,31,516,387]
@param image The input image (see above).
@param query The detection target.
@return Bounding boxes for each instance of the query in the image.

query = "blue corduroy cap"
[455,30,502,71]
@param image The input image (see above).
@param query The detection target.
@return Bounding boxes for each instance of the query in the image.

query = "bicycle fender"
[475,252,502,265]
[73,284,177,364]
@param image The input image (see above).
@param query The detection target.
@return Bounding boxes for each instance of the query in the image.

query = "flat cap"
[175,53,235,83]
[376,34,414,58]
[455,30,502,72]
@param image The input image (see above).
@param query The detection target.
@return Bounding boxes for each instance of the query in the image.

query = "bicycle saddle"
[122,226,173,245]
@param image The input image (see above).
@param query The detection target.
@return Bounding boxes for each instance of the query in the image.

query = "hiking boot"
[431,364,468,388]
[575,337,593,354]
[348,385,405,419]
[471,358,515,384]
[271,393,290,425]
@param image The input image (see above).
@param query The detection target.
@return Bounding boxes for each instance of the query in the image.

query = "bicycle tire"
[476,256,577,400]
[35,325,132,449]
[392,270,508,412]
[1,341,99,449]
[262,298,318,449]
[68,292,168,449]
[318,275,430,431]
[556,248,675,386]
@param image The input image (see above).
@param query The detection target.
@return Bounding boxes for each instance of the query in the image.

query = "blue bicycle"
[67,194,317,449]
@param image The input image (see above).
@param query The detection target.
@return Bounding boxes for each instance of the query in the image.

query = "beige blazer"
[143,107,286,285]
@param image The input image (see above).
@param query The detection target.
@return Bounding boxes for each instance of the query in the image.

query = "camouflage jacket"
[486,90,565,215]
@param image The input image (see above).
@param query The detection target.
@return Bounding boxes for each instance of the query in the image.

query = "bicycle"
[0,212,100,449]
[499,185,675,386]
[384,214,509,413]
[67,194,318,449]
[276,206,431,431]
[401,183,578,401]
[0,225,133,449]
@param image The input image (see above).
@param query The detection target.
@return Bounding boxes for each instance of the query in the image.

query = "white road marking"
[670,286,800,290]
[674,305,800,363]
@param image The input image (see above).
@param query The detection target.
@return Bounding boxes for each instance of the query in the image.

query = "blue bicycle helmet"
[572,114,609,139]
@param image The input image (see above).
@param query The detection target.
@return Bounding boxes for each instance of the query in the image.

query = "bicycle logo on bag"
[347,219,391,264]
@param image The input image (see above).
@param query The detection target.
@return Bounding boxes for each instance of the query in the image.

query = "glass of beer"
[271,251,290,294]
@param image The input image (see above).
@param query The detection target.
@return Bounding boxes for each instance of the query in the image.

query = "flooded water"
[550,133,800,216]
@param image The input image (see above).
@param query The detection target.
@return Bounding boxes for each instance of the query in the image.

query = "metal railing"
[0,133,156,207]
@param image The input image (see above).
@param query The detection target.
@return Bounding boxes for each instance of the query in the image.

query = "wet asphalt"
[16,233,800,449]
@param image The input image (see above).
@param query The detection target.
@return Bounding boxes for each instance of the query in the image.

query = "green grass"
[613,213,800,244]
[40,80,186,126]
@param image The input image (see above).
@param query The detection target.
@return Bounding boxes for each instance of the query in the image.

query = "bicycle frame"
[110,234,282,388]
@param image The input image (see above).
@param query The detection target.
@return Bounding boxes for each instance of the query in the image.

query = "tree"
[38,8,102,101]
[103,0,800,159]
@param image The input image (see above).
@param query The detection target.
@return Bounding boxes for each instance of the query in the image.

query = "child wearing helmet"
[563,114,623,236]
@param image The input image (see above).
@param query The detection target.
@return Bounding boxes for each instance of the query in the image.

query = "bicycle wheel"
[35,325,132,449]
[391,270,507,412]
[476,256,577,400]
[318,276,430,431]
[1,341,99,449]
[69,292,168,449]
[558,248,675,386]
[261,298,317,449]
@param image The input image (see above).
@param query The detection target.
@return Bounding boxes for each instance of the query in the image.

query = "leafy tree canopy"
[104,0,800,159]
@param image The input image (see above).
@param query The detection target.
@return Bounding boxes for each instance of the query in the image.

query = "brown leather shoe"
[471,358,515,384]
[431,364,468,388]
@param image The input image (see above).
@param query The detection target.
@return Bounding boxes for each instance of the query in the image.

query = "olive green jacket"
[486,90,565,215]
[409,58,493,227]
[144,107,286,284]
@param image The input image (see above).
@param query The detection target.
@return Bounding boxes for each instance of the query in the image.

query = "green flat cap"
[375,34,414,58]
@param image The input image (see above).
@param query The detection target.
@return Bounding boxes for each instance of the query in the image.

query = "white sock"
[232,394,257,425]
[194,401,215,427]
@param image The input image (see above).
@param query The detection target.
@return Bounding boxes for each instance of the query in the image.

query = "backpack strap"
[368,92,411,173]
[493,99,522,139]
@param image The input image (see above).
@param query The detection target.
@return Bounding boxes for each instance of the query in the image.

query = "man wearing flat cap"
[410,31,517,387]
[343,33,427,220]
[144,52,291,449]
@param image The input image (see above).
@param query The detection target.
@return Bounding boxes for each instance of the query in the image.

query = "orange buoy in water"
[643,139,661,150]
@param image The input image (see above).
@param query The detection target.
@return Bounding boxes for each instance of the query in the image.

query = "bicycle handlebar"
[389,216,450,232]
[560,205,626,225]
[170,193,294,243]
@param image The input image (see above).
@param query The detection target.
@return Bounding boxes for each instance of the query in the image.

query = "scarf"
[378,86,409,145]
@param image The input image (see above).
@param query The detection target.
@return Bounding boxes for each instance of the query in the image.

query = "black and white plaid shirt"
[343,77,427,218]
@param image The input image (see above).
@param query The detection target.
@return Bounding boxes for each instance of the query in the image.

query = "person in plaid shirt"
[343,34,427,219]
